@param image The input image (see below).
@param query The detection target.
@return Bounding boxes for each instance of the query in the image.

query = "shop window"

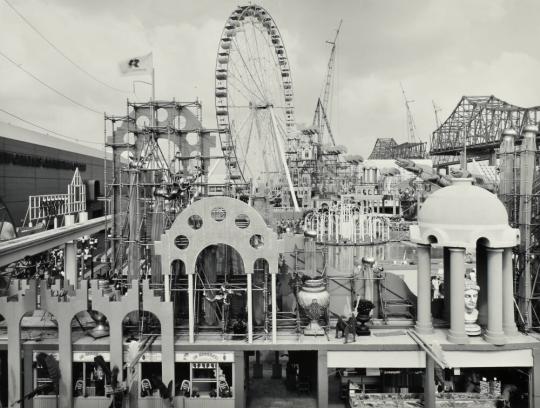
[34,365,55,395]
[175,361,233,398]
[140,362,162,398]
[73,360,110,397]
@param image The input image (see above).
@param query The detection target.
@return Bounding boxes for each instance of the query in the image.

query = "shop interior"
[246,350,317,408]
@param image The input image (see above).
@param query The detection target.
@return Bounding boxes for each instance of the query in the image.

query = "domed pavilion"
[410,178,520,345]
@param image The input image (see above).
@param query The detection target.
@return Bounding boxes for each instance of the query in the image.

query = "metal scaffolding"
[104,100,221,283]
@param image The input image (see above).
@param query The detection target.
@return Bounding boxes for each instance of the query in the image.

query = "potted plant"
[355,299,375,336]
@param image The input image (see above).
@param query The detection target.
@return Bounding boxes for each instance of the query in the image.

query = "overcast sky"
[1,0,540,158]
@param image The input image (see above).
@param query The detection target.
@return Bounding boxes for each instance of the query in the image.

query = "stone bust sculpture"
[464,279,481,336]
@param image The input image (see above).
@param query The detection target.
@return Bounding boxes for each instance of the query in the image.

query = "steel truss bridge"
[368,138,427,160]
[430,95,540,166]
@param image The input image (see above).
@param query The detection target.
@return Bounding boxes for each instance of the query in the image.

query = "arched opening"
[122,311,163,400]
[427,235,438,245]
[71,310,111,403]
[253,258,270,336]
[194,244,246,339]
[171,260,188,329]
[20,310,59,404]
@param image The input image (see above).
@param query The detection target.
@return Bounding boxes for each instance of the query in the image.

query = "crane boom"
[321,20,343,113]
[400,82,417,143]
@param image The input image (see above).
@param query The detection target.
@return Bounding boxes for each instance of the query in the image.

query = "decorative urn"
[355,299,375,336]
[297,278,330,335]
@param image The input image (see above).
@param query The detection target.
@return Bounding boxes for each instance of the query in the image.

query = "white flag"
[118,52,153,76]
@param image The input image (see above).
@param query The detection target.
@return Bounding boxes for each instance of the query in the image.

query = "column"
[424,355,436,408]
[64,214,77,285]
[317,350,328,408]
[58,323,73,408]
[502,248,518,335]
[64,241,77,285]
[271,273,277,343]
[532,348,540,408]
[447,247,468,344]
[164,274,170,302]
[476,244,488,326]
[188,274,194,343]
[247,273,253,343]
[485,248,506,345]
[234,351,245,408]
[415,244,433,334]
[253,351,262,378]
[23,345,33,407]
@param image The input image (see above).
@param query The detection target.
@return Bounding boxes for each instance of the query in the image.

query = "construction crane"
[432,100,442,129]
[313,20,342,145]
[400,83,418,143]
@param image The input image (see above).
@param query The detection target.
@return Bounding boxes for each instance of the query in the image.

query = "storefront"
[72,351,111,408]
[432,349,532,407]
[327,350,426,407]
[174,351,235,408]
[32,351,60,408]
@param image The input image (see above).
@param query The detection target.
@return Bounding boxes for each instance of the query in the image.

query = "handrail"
[0,215,110,266]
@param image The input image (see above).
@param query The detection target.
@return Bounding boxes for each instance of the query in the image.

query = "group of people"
[276,218,303,236]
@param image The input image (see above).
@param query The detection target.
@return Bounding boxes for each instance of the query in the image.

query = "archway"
[71,310,111,402]
[20,310,59,403]
[194,244,247,339]
[253,258,270,336]
[171,259,188,329]
[122,310,163,400]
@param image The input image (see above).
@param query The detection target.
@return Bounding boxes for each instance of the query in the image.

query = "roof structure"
[0,121,106,160]
[411,178,519,248]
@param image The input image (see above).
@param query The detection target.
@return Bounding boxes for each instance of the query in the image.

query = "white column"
[188,274,194,343]
[271,273,277,344]
[447,247,469,344]
[79,211,88,222]
[415,244,433,334]
[502,248,518,336]
[64,215,77,285]
[485,248,506,345]
[247,273,253,343]
[164,274,170,302]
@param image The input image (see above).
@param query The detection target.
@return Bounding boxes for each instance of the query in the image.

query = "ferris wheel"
[215,4,297,204]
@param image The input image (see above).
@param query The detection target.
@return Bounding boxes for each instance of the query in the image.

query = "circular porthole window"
[250,234,264,249]
[174,235,189,249]
[211,207,226,222]
[235,214,250,229]
[188,215,203,230]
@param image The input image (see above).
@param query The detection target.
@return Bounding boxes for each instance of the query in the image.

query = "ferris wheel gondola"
[214,5,296,198]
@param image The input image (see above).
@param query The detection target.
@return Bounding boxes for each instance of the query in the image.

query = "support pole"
[317,350,328,408]
[424,355,436,408]
[247,273,253,343]
[269,107,300,211]
[188,274,194,343]
[271,272,277,343]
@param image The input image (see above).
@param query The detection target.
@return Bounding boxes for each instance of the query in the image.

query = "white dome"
[410,178,519,248]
